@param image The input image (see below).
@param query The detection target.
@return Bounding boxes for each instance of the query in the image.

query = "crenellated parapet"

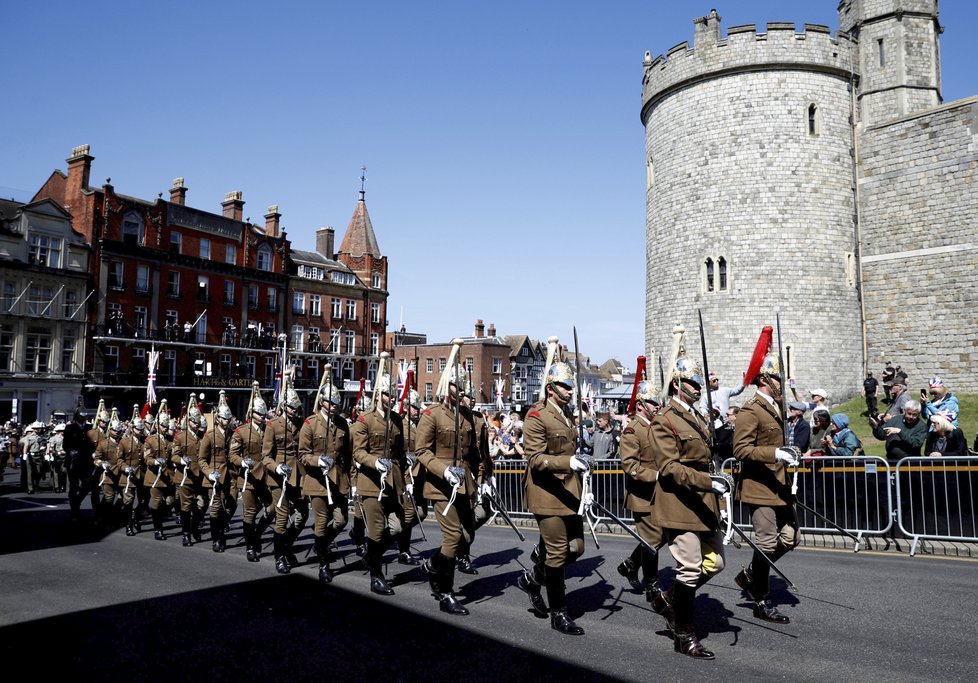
[641,13,856,123]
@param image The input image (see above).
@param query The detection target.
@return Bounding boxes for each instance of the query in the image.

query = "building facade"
[642,1,977,397]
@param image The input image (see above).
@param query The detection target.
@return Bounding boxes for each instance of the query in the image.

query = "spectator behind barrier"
[869,400,927,461]
[924,411,967,458]
[821,413,862,457]
[807,408,832,457]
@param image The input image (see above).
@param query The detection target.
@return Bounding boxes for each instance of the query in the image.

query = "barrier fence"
[491,456,978,556]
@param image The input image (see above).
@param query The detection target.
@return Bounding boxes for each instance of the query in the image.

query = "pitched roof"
[290,248,353,272]
[337,190,381,258]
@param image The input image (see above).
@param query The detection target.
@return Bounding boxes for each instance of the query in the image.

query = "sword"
[792,459,862,551]
[589,499,656,556]
[482,489,525,542]
[725,517,799,592]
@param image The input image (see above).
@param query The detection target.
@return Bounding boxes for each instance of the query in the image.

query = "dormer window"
[256,244,273,271]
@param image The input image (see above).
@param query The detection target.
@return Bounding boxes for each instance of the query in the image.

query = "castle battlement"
[642,14,855,121]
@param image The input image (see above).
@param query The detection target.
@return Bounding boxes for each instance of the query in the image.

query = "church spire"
[338,167,381,259]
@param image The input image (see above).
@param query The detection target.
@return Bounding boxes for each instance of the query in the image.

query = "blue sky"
[2,1,975,368]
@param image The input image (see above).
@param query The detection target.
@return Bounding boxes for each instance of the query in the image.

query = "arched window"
[705,258,714,293]
[718,257,727,291]
[808,104,819,136]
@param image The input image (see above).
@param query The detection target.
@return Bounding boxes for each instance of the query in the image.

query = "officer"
[617,381,666,603]
[230,383,272,563]
[200,391,237,553]
[649,341,728,659]
[94,418,127,523]
[48,422,67,494]
[88,401,111,513]
[351,361,407,595]
[517,337,589,636]
[143,402,174,540]
[119,409,146,536]
[416,339,474,616]
[299,367,353,583]
[733,353,800,624]
[397,389,425,565]
[262,381,308,574]
[172,399,206,547]
[456,379,493,575]
[22,421,47,494]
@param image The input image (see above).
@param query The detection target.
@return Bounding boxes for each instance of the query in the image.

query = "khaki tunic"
[733,395,790,506]
[118,435,144,488]
[261,415,303,488]
[467,408,493,485]
[649,400,719,532]
[415,402,474,502]
[351,409,405,498]
[142,433,173,487]
[229,422,269,490]
[523,400,581,516]
[171,431,203,487]
[199,426,235,488]
[94,437,123,480]
[299,411,352,497]
[620,414,657,513]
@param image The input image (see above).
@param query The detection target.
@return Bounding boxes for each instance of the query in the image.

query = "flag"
[495,378,505,410]
[272,344,287,405]
[146,346,160,405]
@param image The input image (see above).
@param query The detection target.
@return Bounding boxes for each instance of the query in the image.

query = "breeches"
[241,482,273,524]
[273,485,308,534]
[535,514,585,569]
[433,499,475,557]
[310,494,349,538]
[666,528,726,588]
[633,511,665,549]
[750,504,799,553]
[362,496,404,543]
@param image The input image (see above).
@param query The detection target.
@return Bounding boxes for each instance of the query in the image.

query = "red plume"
[744,326,774,386]
[141,402,152,419]
[352,377,366,419]
[178,403,187,420]
[627,356,647,415]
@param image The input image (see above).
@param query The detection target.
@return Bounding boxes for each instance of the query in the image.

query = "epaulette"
[423,408,433,415]
[527,410,541,419]
[356,414,366,423]
[623,427,635,435]
[304,418,312,425]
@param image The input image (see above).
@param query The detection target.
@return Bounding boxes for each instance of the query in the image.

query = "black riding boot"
[244,522,260,562]
[438,556,468,616]
[367,539,394,595]
[273,533,290,574]
[315,536,333,583]
[546,566,583,635]
[180,511,193,546]
[210,514,225,552]
[672,582,714,659]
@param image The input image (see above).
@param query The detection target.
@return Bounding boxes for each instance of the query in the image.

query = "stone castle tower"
[642,1,976,398]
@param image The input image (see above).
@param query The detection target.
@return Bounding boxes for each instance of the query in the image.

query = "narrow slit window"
[878,38,885,67]
[705,258,715,293]
[808,104,818,135]
[718,257,727,291]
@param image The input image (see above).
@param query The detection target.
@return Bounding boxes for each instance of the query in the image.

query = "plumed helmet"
[216,390,233,420]
[673,355,703,386]
[635,380,658,404]
[375,374,393,396]
[30,420,46,431]
[53,423,66,433]
[95,398,109,425]
[407,389,422,410]
[449,365,469,390]
[251,395,268,417]
[356,394,373,414]
[319,383,341,406]
[284,387,301,411]
[130,416,144,431]
[546,361,575,389]
[187,401,203,428]
[144,413,156,428]
[109,419,125,434]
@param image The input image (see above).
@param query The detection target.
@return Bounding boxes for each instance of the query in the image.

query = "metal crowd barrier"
[894,456,978,556]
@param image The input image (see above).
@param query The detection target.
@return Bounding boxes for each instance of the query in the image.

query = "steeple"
[338,167,382,259]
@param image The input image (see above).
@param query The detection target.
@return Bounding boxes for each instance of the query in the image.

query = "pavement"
[2,469,977,682]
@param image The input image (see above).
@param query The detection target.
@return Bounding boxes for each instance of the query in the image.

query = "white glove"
[181,457,191,467]
[569,456,590,472]
[443,468,460,486]
[125,466,136,475]
[711,480,729,495]
[583,491,595,507]
[375,458,390,474]
[405,483,414,496]
[479,482,493,497]
[318,456,332,469]
[241,457,255,469]
[351,485,358,498]
[102,462,111,471]
[487,475,497,488]
[156,458,168,468]
[276,463,292,476]
[45,454,54,462]
[775,448,800,466]
[208,471,220,483]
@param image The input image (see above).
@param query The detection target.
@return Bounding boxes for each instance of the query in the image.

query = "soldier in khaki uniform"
[200,392,237,553]
[617,381,666,603]
[416,340,474,616]
[517,346,590,637]
[229,384,272,563]
[93,418,126,523]
[456,383,493,575]
[172,400,206,547]
[351,367,408,596]
[143,403,174,541]
[397,390,425,565]
[733,353,800,624]
[87,401,111,520]
[299,374,352,583]
[262,384,307,574]
[649,349,729,660]
[119,411,146,536]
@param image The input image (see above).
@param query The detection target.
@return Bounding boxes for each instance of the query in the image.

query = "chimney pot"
[487,323,496,337]
[169,177,187,205]
[264,205,281,237]
[316,226,336,259]
[222,191,245,221]
[475,319,485,338]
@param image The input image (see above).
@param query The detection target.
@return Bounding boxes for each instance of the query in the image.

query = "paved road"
[2,471,975,682]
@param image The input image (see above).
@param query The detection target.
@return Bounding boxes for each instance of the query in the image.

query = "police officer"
[617,381,666,603]
[649,342,728,659]
[351,363,408,595]
[299,370,352,583]
[733,353,800,624]
[517,337,589,636]
[200,391,237,553]
[262,382,307,574]
[230,383,272,563]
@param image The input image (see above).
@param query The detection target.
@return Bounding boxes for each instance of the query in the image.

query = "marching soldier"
[262,382,308,574]
[93,418,127,523]
[649,338,728,659]
[456,382,493,575]
[143,401,174,540]
[48,422,67,494]
[172,398,206,547]
[416,340,475,616]
[617,381,666,603]
[230,383,273,563]
[516,337,589,636]
[119,409,146,536]
[299,367,353,583]
[733,353,800,624]
[63,409,95,522]
[397,389,425,565]
[88,401,111,514]
[347,392,372,558]
[351,361,408,595]
[22,421,47,494]
[200,391,237,553]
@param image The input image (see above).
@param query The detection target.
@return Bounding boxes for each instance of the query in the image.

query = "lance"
[697,310,718,463]
[572,327,599,549]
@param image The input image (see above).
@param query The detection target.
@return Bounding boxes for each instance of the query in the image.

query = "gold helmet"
[283,386,301,411]
[759,353,781,379]
[96,399,110,426]
[319,383,341,406]
[375,374,393,396]
[546,361,575,389]
[187,397,203,429]
[216,389,233,420]
[109,419,125,435]
[673,355,704,386]
[635,380,659,404]
[407,389,422,410]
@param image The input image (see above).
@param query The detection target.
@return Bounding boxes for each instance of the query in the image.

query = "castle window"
[705,258,714,292]
[877,39,885,68]
[718,257,728,291]
[808,104,819,136]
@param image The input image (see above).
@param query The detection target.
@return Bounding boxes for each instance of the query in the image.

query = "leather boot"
[397,531,421,565]
[754,598,790,624]
[652,585,676,633]
[273,533,290,574]
[517,565,548,616]
[672,582,714,660]
[645,578,663,605]
[367,540,394,595]
[314,536,332,583]
[125,506,137,536]
[438,561,469,616]
[283,524,301,568]
[617,556,643,591]
[456,553,478,575]
[152,509,167,540]
[421,554,443,597]
[244,523,260,562]
[180,511,193,546]
[211,516,226,553]
[546,566,583,635]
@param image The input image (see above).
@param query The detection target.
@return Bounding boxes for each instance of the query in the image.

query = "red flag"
[744,326,774,386]
[627,355,647,415]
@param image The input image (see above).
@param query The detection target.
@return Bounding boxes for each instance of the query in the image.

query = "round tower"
[641,12,863,400]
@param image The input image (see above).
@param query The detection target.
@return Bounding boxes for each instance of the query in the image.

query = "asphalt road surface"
[2,471,976,682]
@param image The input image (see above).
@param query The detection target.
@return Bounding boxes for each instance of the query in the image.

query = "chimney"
[475,319,485,338]
[316,226,335,259]
[693,9,722,49]
[66,144,93,193]
[170,177,187,205]
[487,322,496,337]
[222,191,244,221]
[264,205,281,237]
